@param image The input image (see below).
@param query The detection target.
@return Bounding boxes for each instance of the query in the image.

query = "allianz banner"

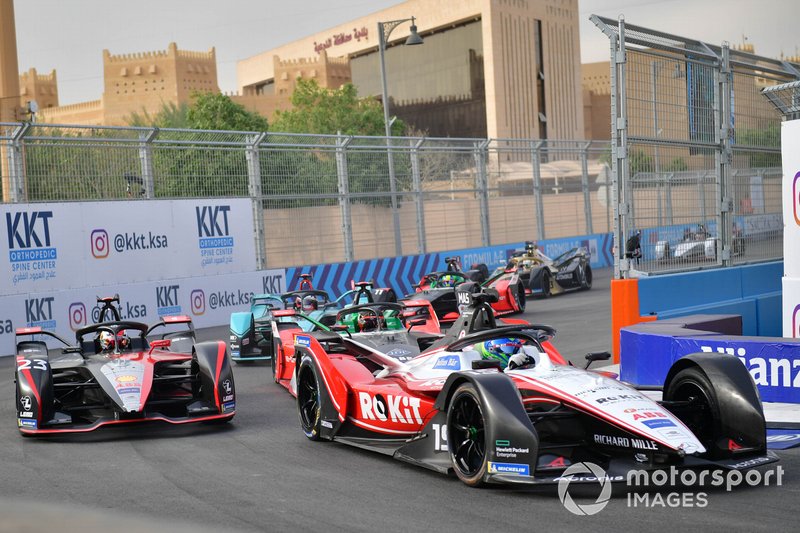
[1,198,256,295]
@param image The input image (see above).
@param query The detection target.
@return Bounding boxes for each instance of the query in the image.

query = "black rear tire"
[581,265,593,290]
[447,383,488,487]
[514,283,526,313]
[297,355,322,441]
[538,270,551,298]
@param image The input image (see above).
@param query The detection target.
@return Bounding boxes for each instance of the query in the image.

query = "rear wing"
[15,326,72,347]
[146,315,195,336]
[272,309,297,317]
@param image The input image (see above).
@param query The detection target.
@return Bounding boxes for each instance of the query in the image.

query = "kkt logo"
[90,229,109,258]
[196,205,234,249]
[156,284,181,316]
[794,172,800,226]
[68,302,87,331]
[6,211,56,262]
[262,274,284,294]
[190,289,206,315]
[25,297,55,329]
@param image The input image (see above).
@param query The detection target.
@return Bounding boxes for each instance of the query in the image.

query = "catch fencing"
[1,123,614,269]
[592,15,793,277]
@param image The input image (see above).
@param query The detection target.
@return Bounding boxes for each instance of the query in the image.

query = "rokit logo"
[196,205,234,267]
[358,392,423,424]
[6,211,57,286]
[25,297,55,329]
[156,285,181,316]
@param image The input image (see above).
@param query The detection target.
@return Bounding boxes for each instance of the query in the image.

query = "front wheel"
[513,283,526,313]
[537,270,551,298]
[297,356,322,440]
[664,366,721,456]
[447,383,488,487]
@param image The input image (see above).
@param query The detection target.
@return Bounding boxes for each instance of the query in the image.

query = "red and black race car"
[14,297,235,435]
[405,258,524,322]
[270,299,442,395]
[290,287,775,487]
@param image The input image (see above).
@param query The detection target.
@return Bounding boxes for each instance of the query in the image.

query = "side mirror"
[472,359,504,371]
[406,318,426,331]
[149,339,172,354]
[330,324,351,337]
[584,351,611,369]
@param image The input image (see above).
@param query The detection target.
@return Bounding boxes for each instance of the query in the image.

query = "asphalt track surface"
[1,268,797,532]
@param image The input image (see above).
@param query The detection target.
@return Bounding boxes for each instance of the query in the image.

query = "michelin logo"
[488,462,530,476]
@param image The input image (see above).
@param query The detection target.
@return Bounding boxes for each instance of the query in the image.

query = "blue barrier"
[637,261,783,337]
[621,315,800,404]
[285,233,614,296]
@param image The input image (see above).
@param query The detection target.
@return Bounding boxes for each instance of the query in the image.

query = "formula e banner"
[0,268,285,356]
[1,199,256,295]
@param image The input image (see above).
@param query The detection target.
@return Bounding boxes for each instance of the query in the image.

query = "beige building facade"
[238,0,585,140]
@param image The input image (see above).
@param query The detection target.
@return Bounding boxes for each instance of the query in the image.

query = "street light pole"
[377,17,423,257]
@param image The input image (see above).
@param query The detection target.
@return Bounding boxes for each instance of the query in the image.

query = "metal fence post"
[531,140,545,240]
[666,172,674,225]
[335,134,354,262]
[474,140,491,247]
[138,128,157,199]
[715,43,733,266]
[410,138,427,255]
[581,141,593,235]
[611,17,630,278]
[7,122,30,202]
[245,132,267,269]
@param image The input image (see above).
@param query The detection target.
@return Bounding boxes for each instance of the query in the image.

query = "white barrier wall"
[1,198,256,295]
[782,120,800,336]
[0,268,286,356]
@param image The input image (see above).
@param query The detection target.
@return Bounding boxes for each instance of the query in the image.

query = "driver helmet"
[438,274,457,288]
[478,337,524,367]
[293,296,303,311]
[357,312,381,332]
[98,331,115,351]
[302,295,319,312]
[116,331,130,350]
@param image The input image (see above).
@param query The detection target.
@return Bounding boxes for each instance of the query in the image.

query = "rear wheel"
[513,283,526,313]
[538,270,551,298]
[297,356,322,440]
[580,265,593,290]
[447,383,488,487]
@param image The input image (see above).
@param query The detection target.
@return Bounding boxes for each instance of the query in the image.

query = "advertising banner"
[1,198,256,295]
[0,268,285,356]
[782,120,800,278]
[782,276,800,338]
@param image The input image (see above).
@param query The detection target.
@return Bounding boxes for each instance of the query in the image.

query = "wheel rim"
[449,393,486,477]
[671,380,713,444]
[298,367,320,431]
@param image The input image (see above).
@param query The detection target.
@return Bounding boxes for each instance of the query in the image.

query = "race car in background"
[486,241,592,298]
[14,297,235,435]
[228,276,397,363]
[291,295,775,486]
[406,261,524,322]
[655,224,745,262]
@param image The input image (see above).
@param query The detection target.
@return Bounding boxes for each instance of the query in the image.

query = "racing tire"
[447,383,488,487]
[538,270,551,298]
[297,355,323,441]
[270,349,278,383]
[663,367,722,457]
[580,265,593,290]
[513,283,526,313]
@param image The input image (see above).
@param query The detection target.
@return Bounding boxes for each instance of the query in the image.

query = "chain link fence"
[1,123,614,269]
[592,15,793,276]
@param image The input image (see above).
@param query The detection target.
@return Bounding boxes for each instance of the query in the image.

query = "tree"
[735,123,781,168]
[271,79,404,136]
[126,92,268,132]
